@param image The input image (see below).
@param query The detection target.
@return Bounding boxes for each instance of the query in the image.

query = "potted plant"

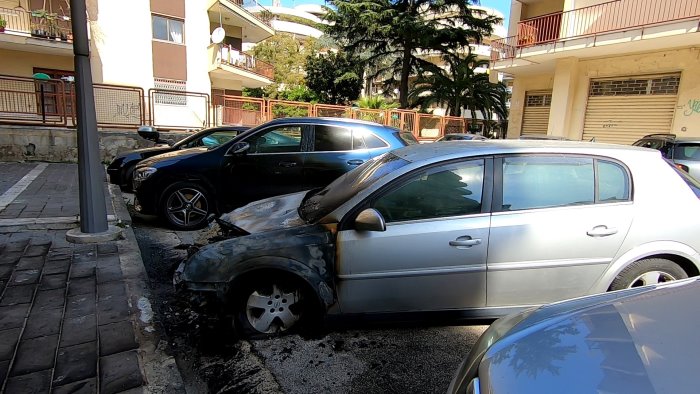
[0,16,6,33]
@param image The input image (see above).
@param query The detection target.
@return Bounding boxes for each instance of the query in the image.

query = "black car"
[131,117,418,230]
[107,125,248,191]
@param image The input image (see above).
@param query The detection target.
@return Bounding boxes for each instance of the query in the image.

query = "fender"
[590,240,700,293]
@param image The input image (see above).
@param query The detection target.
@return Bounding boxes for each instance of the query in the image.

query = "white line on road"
[0,163,48,212]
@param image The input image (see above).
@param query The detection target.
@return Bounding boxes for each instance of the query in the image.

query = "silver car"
[448,276,700,394]
[632,134,700,179]
[175,141,700,337]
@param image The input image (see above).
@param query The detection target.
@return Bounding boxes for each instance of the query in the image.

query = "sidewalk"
[0,162,184,393]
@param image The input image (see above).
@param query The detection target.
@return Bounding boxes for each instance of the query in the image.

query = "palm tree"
[409,50,508,129]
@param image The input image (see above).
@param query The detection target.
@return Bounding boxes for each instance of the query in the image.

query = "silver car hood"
[480,278,700,394]
[218,190,308,234]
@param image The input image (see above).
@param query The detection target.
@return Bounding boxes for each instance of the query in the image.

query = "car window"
[673,144,700,161]
[502,156,594,211]
[396,131,418,145]
[373,160,484,222]
[198,131,239,148]
[313,125,352,151]
[246,126,302,154]
[634,138,671,158]
[363,132,389,149]
[597,160,630,202]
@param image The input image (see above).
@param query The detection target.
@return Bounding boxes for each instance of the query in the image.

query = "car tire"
[160,181,213,230]
[233,275,313,339]
[609,258,687,290]
[119,165,136,193]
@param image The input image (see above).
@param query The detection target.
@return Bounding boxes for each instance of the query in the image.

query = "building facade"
[0,0,276,129]
[492,0,700,144]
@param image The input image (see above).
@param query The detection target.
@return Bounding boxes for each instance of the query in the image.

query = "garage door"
[582,74,680,145]
[521,91,551,136]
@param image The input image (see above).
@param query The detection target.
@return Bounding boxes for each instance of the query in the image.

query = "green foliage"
[242,88,265,98]
[274,14,324,31]
[252,33,319,89]
[305,51,363,105]
[324,0,501,108]
[355,96,398,109]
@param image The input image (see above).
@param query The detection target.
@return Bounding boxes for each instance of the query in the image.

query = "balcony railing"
[491,0,700,62]
[228,0,274,28]
[214,44,274,80]
[0,7,73,41]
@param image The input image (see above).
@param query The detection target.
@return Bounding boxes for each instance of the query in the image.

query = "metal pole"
[39,84,46,123]
[70,0,108,233]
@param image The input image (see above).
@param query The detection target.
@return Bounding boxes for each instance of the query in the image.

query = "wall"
[0,49,73,77]
[521,0,563,20]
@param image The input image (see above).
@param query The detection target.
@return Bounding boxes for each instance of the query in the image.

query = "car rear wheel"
[609,258,687,290]
[234,276,310,338]
[161,182,212,230]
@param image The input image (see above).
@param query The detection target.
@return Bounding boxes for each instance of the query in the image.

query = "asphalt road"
[127,201,488,394]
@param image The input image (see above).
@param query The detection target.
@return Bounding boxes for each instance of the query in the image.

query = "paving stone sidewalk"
[0,162,184,394]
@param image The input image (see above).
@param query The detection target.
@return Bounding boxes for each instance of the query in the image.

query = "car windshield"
[299,152,410,222]
[668,160,700,198]
[396,131,418,145]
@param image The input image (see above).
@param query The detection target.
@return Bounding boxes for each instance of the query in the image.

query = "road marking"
[0,163,48,212]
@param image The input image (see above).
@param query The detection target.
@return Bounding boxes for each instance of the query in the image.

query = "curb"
[107,184,187,393]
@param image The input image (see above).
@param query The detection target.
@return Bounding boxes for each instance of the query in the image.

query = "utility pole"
[66,0,120,242]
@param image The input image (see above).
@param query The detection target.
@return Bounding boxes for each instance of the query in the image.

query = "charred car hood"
[480,278,700,393]
[138,147,207,166]
[218,190,309,234]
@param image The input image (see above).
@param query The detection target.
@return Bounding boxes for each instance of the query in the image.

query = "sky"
[271,0,512,26]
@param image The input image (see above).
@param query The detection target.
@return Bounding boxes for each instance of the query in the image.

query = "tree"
[409,51,508,127]
[252,33,319,94]
[324,0,499,108]
[305,51,363,105]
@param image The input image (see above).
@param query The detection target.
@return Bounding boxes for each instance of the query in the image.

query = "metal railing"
[229,0,274,28]
[0,7,73,41]
[491,0,700,61]
[214,45,274,80]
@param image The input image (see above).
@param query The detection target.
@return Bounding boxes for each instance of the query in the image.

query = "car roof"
[637,134,700,144]
[264,116,395,129]
[392,140,657,164]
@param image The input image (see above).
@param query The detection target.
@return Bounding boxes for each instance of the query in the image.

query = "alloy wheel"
[165,187,209,227]
[245,284,302,334]
[627,270,677,288]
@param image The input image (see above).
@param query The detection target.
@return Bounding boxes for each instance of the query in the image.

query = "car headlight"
[132,167,157,189]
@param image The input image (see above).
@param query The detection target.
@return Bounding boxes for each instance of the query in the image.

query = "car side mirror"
[354,208,386,232]
[137,126,161,143]
[227,141,250,155]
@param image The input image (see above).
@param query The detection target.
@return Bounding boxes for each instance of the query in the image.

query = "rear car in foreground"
[175,141,700,337]
[448,277,700,394]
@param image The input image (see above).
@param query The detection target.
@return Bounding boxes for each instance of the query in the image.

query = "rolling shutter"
[582,74,679,145]
[521,91,551,136]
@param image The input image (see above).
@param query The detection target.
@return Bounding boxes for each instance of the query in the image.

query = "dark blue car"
[132,117,418,229]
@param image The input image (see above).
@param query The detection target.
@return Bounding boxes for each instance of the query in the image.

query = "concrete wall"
[0,50,74,77]
[0,126,192,163]
[506,47,700,140]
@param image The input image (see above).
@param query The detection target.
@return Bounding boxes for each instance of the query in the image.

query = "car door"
[487,155,634,307]
[335,158,492,313]
[222,124,309,205]
[303,124,374,188]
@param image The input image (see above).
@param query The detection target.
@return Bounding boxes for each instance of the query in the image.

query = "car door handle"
[449,236,482,248]
[278,161,297,168]
[587,225,618,237]
[347,159,364,166]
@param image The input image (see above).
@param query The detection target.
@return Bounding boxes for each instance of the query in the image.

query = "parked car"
[174,140,700,337]
[447,276,700,394]
[435,133,488,142]
[107,125,248,192]
[518,134,571,141]
[131,117,418,230]
[632,133,700,179]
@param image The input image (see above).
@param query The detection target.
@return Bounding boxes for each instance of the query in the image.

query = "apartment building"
[0,0,275,129]
[492,0,700,144]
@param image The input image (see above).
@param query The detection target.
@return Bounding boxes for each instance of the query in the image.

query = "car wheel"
[234,276,310,338]
[161,182,212,230]
[609,258,687,290]
[119,165,136,193]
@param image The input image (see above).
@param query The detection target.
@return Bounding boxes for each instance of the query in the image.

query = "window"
[373,160,484,222]
[154,78,186,106]
[673,144,700,161]
[246,126,302,154]
[502,156,594,211]
[183,130,240,149]
[597,160,630,202]
[152,15,184,44]
[314,126,352,151]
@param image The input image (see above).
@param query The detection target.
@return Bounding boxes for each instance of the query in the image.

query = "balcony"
[208,44,274,89]
[207,0,274,44]
[491,0,700,69]
[0,7,73,55]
